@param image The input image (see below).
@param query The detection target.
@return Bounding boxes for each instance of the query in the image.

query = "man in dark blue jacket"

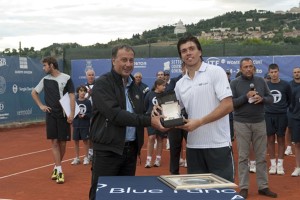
[165,62,188,174]
[89,45,165,200]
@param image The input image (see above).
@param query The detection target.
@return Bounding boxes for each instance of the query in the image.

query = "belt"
[124,141,136,147]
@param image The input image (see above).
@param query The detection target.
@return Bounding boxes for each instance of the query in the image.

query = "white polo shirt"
[174,62,232,148]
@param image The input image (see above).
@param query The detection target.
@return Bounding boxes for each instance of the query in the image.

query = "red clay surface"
[0,123,299,200]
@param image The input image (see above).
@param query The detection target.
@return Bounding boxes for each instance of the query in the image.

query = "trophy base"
[161,117,185,128]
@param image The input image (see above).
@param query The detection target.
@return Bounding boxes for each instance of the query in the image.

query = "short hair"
[268,63,279,71]
[85,67,95,75]
[134,72,142,78]
[151,78,166,91]
[239,57,253,67]
[76,85,87,93]
[111,45,135,69]
[156,71,164,76]
[177,34,203,60]
[111,45,135,59]
[42,56,58,69]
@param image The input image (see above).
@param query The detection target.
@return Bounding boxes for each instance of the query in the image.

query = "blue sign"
[71,56,299,89]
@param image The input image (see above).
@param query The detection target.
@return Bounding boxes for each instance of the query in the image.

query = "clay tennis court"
[0,123,299,200]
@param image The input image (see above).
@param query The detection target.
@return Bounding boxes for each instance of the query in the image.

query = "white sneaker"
[277,165,285,175]
[154,159,161,167]
[269,165,277,174]
[145,160,151,168]
[83,157,90,165]
[166,139,170,150]
[291,167,300,177]
[184,159,187,168]
[179,158,185,167]
[71,158,80,165]
[284,147,293,155]
[249,163,256,173]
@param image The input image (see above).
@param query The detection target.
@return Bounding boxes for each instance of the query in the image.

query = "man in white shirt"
[174,34,234,182]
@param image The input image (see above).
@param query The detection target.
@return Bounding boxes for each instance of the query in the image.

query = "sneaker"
[249,163,256,173]
[88,149,93,161]
[269,165,277,175]
[179,158,185,167]
[291,167,300,177]
[184,160,187,168]
[71,158,80,165]
[88,154,93,161]
[145,160,152,168]
[51,169,58,180]
[154,159,161,167]
[284,147,293,155]
[258,188,277,198]
[277,165,285,175]
[83,157,90,165]
[239,189,248,199]
[166,139,170,150]
[56,172,64,184]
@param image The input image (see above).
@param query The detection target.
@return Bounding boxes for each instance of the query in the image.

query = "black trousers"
[168,128,187,174]
[89,142,138,200]
[187,146,234,182]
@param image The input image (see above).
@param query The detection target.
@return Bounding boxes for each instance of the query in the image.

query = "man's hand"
[40,105,51,113]
[151,115,169,132]
[67,115,74,124]
[176,118,202,132]
[252,94,263,104]
[151,105,162,117]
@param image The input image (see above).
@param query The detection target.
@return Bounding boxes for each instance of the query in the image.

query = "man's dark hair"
[177,34,203,61]
[239,57,253,67]
[42,56,58,69]
[111,45,135,68]
[268,63,279,71]
[111,45,135,59]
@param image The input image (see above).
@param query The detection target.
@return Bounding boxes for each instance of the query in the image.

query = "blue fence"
[1,55,298,125]
[0,56,63,125]
[71,55,299,89]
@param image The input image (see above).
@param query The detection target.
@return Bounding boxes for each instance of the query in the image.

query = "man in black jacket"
[165,62,188,174]
[89,45,165,200]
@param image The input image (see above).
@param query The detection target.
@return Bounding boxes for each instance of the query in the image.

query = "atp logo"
[270,90,282,103]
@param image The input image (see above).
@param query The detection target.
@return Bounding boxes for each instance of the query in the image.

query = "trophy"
[157,91,185,128]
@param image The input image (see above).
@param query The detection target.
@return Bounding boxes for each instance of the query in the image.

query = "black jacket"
[90,69,151,155]
[166,74,182,92]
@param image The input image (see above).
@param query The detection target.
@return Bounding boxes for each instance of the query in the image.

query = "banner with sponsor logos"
[0,56,46,124]
[71,55,298,89]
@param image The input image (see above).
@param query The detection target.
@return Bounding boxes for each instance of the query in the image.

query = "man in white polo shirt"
[174,34,234,182]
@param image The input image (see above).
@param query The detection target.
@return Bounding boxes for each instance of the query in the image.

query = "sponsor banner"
[96,176,243,200]
[0,56,46,124]
[71,56,298,89]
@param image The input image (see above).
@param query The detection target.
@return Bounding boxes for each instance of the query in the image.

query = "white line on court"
[0,149,52,161]
[0,157,80,180]
[0,147,82,180]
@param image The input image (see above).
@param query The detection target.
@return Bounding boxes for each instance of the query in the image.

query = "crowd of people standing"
[31,34,300,200]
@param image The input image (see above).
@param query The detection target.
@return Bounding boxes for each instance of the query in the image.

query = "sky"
[0,0,299,51]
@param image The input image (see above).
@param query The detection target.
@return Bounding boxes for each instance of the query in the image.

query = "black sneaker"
[258,188,277,198]
[239,189,248,199]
